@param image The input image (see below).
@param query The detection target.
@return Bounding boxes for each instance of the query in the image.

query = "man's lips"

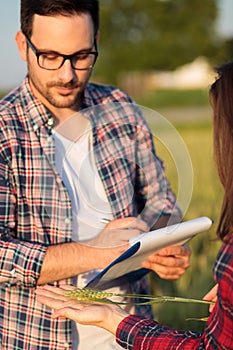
[55,85,77,95]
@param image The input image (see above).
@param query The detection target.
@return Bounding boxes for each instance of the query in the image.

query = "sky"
[0,0,233,90]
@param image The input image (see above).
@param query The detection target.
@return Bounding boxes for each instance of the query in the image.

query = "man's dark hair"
[20,0,99,38]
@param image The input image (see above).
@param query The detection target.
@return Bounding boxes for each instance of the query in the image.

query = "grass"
[132,88,222,330]
[136,88,210,109]
[0,90,9,100]
[145,114,222,331]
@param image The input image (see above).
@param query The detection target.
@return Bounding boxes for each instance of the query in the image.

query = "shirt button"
[47,135,53,143]
[33,124,39,131]
[65,217,71,224]
[10,269,16,276]
[8,221,16,228]
[48,117,54,126]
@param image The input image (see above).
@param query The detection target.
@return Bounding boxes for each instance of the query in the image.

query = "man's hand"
[142,245,191,280]
[86,217,149,247]
[37,217,148,285]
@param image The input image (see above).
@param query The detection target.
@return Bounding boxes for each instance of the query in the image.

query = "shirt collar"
[20,77,54,132]
[19,78,97,131]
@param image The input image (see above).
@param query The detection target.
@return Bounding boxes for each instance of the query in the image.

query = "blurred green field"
[136,88,210,109]
[135,90,223,331]
[150,120,222,330]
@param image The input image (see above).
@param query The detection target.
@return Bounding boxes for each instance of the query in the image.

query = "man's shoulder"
[0,85,25,137]
[0,85,22,114]
[86,82,134,103]
[85,83,152,134]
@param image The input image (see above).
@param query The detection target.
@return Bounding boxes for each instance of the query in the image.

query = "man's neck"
[51,105,81,127]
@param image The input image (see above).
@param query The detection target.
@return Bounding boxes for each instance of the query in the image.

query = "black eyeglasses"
[25,35,98,71]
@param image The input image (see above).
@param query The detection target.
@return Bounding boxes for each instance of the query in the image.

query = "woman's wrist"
[101,305,129,335]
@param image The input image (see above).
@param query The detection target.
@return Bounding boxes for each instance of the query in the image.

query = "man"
[0,0,190,349]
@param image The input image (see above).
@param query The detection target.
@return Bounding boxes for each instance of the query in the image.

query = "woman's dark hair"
[209,61,233,241]
[20,0,99,38]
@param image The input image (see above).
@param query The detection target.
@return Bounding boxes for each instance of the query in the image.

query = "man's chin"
[47,94,80,109]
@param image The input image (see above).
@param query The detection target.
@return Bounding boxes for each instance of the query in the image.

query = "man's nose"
[57,58,76,82]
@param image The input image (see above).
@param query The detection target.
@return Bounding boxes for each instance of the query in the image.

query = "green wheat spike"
[65,288,213,306]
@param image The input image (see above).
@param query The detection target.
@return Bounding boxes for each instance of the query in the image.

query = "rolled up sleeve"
[0,151,47,288]
[0,239,47,287]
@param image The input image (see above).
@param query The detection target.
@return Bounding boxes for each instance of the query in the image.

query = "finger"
[39,285,72,292]
[36,294,73,309]
[36,292,68,306]
[52,306,80,320]
[156,245,191,257]
[114,229,144,242]
[209,304,215,313]
[202,284,218,301]
[35,286,71,302]
[107,217,148,231]
[123,218,148,231]
[58,284,77,291]
[145,254,190,268]
[52,305,94,323]
[142,261,186,280]
[36,285,68,295]
[36,294,62,308]
[145,265,185,280]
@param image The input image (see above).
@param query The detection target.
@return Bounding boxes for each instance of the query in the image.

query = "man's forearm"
[37,242,91,285]
[37,242,120,285]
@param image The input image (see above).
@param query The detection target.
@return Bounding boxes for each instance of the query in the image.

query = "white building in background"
[150,57,215,90]
[119,57,216,96]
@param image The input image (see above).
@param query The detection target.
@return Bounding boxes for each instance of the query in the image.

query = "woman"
[36,62,233,349]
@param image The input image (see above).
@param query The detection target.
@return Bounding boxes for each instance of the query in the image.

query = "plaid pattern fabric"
[116,234,233,350]
[0,78,180,349]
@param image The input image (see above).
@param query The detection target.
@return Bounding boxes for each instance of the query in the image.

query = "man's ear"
[15,31,28,62]
[94,32,99,51]
[95,31,100,43]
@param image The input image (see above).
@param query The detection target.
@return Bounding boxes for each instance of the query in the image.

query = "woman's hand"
[35,285,128,334]
[202,284,218,312]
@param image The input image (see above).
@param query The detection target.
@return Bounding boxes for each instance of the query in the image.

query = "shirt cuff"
[12,241,47,287]
[116,314,158,349]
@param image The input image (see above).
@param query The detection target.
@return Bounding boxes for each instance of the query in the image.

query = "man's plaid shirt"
[0,78,181,349]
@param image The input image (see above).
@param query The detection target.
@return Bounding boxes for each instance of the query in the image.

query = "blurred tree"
[212,37,233,65]
[95,0,219,83]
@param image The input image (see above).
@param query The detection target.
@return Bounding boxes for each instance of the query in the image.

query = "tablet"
[86,216,213,289]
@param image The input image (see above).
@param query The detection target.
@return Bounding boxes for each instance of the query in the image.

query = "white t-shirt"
[52,117,134,350]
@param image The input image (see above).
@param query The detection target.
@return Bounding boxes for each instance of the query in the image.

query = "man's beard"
[28,68,84,109]
[45,81,83,108]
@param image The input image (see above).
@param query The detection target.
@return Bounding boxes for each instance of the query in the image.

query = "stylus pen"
[100,218,110,224]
